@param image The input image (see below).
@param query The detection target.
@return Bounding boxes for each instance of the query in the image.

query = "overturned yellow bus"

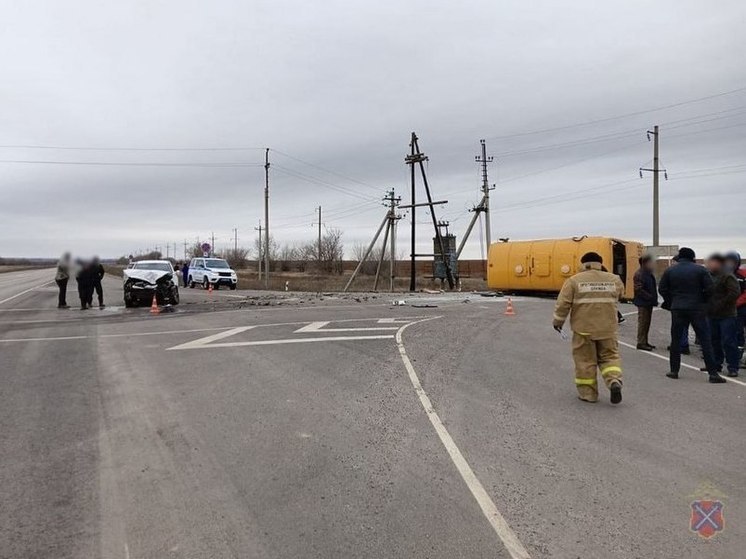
[487,236,644,300]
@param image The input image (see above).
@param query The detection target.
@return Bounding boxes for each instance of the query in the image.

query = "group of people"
[55,252,106,310]
[552,247,745,405]
[634,248,744,380]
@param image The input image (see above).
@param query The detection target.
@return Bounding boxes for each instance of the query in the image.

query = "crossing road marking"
[395,318,532,559]
[294,321,398,333]
[168,334,394,350]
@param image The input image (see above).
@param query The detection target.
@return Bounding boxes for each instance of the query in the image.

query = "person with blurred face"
[724,252,745,359]
[706,254,741,377]
[55,252,71,309]
[633,255,657,350]
[91,256,105,309]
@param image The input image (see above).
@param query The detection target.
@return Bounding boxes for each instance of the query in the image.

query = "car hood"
[123,269,172,284]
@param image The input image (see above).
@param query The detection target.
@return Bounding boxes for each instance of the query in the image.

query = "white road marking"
[294,321,398,333]
[395,318,532,559]
[0,280,54,305]
[168,334,394,350]
[166,326,256,350]
[618,340,746,387]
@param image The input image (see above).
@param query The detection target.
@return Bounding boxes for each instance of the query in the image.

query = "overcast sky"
[1,0,745,260]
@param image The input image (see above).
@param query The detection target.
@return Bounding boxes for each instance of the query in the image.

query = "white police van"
[187,257,238,290]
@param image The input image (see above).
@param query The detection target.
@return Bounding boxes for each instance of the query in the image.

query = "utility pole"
[211,232,215,257]
[232,228,238,252]
[639,125,667,247]
[255,221,263,280]
[183,240,189,260]
[264,148,270,288]
[317,206,322,263]
[408,136,417,291]
[475,139,495,249]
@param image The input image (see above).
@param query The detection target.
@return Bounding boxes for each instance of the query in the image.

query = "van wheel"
[203,277,209,290]
[188,276,195,288]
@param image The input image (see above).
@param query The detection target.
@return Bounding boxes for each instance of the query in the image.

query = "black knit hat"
[678,247,696,261]
[580,252,603,264]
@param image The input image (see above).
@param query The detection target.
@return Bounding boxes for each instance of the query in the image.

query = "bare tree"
[351,241,384,275]
[253,235,280,271]
[319,227,344,274]
[223,247,251,269]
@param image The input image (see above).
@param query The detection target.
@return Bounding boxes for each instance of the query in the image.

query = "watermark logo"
[689,482,726,540]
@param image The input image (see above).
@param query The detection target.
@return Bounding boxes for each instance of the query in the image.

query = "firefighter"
[552,252,625,404]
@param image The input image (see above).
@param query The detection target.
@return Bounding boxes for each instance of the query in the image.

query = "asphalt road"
[1,268,744,559]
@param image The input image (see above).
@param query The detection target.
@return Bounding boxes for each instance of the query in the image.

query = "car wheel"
[214,284,220,291]
[124,298,134,308]
[171,288,180,305]
[188,276,195,288]
[203,277,209,290]
[229,284,237,291]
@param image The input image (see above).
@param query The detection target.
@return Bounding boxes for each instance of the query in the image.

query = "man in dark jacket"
[658,247,725,383]
[91,256,105,309]
[706,254,741,377]
[633,255,657,350]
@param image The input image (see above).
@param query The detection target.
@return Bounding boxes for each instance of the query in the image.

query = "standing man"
[633,255,658,350]
[706,254,740,377]
[55,252,71,309]
[724,252,745,359]
[658,247,725,383]
[182,260,190,288]
[92,256,105,309]
[553,252,625,404]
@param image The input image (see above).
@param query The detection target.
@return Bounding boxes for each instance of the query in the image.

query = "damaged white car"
[123,260,180,308]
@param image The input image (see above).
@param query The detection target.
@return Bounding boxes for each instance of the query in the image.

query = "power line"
[0,145,265,151]
[483,85,746,141]
[272,164,379,202]
[0,159,263,168]
[271,149,381,193]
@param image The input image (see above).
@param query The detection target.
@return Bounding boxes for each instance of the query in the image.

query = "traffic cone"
[208,282,213,295]
[504,297,516,316]
[150,294,160,314]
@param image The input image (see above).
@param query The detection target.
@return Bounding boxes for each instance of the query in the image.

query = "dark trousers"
[77,281,93,307]
[670,310,717,374]
[55,278,68,307]
[93,280,104,306]
[710,317,740,373]
[737,307,746,349]
[636,306,653,345]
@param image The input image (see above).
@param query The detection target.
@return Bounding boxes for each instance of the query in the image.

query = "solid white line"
[168,334,394,350]
[618,340,746,387]
[395,318,532,559]
[0,280,54,305]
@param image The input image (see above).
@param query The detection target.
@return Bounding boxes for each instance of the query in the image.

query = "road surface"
[0,268,743,558]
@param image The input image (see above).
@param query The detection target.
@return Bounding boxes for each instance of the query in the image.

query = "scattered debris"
[412,304,437,308]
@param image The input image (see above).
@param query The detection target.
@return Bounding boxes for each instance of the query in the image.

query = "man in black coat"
[633,255,657,350]
[91,256,105,309]
[658,247,725,383]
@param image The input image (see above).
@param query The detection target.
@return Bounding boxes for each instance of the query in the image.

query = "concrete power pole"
[232,228,238,252]
[317,206,322,263]
[639,125,667,247]
[264,148,270,288]
[211,232,215,257]
[183,240,189,260]
[255,221,263,281]
[475,139,495,249]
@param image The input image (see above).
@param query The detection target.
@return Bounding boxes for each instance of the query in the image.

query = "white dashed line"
[395,317,532,559]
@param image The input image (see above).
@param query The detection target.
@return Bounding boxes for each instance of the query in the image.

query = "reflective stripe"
[601,366,622,377]
[574,298,619,304]
[552,313,565,322]
[575,378,597,385]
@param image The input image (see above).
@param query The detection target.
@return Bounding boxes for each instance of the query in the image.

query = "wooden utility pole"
[264,148,270,288]
[406,133,454,289]
[255,221,263,280]
[639,125,667,247]
[409,136,417,291]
